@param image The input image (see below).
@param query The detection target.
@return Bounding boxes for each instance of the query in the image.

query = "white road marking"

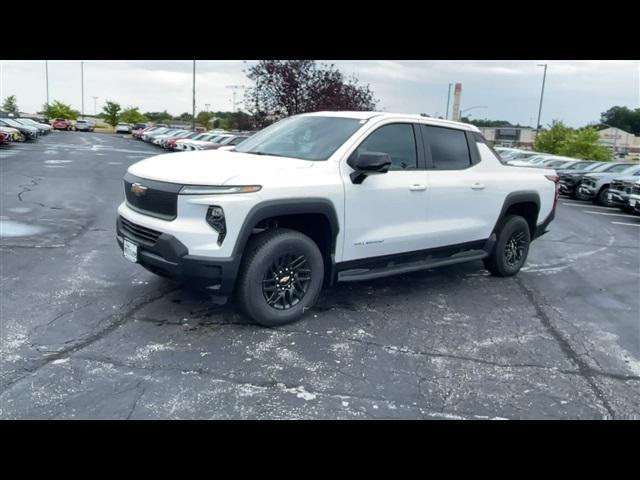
[562,203,618,210]
[584,211,639,218]
[611,221,640,227]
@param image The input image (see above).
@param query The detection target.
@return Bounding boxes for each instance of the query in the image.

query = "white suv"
[117,112,558,326]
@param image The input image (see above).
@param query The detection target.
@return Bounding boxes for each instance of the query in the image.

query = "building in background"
[478,125,537,149]
[597,127,640,160]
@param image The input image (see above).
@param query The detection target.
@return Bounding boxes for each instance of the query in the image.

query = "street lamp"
[460,106,488,118]
[81,61,85,119]
[205,103,210,112]
[535,63,548,131]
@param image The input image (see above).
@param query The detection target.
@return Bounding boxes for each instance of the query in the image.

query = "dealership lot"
[1,132,639,419]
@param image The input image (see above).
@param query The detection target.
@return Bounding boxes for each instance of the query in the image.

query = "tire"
[236,228,324,327]
[596,187,612,206]
[483,215,531,277]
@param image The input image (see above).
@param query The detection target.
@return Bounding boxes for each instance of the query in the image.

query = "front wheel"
[483,215,531,277]
[236,228,324,327]
[596,187,613,206]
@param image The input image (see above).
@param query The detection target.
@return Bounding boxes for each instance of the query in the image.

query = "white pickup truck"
[116,111,558,326]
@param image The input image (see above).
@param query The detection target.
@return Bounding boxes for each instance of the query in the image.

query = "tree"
[41,100,79,120]
[460,117,512,127]
[558,127,612,161]
[144,110,173,124]
[245,60,377,128]
[2,95,19,113]
[533,120,572,154]
[102,101,121,127]
[119,107,147,125]
[177,112,194,122]
[600,106,640,135]
[195,111,213,129]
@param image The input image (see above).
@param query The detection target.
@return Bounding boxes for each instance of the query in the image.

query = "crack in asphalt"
[16,176,63,210]
[0,285,181,394]
[514,276,617,419]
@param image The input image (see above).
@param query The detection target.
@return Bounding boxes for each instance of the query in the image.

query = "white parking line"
[611,221,640,227]
[583,211,639,218]
[562,203,618,210]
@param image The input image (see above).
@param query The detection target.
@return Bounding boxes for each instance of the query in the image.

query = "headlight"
[180,185,261,195]
[206,206,226,245]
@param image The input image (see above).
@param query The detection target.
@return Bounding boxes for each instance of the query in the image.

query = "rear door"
[421,125,501,248]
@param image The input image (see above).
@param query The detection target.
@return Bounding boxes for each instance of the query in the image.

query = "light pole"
[45,60,50,111]
[92,96,98,116]
[535,63,548,131]
[81,61,85,119]
[445,83,452,120]
[226,85,245,112]
[205,103,210,112]
[460,106,488,119]
[192,60,196,131]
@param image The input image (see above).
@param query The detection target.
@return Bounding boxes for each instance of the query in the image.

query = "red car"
[0,131,12,145]
[52,118,72,130]
[165,132,199,150]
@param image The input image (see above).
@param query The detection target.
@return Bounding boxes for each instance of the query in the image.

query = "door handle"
[409,184,427,191]
[471,182,485,190]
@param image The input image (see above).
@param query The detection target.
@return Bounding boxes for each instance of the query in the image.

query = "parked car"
[554,160,598,173]
[15,117,51,134]
[152,129,190,147]
[0,130,12,145]
[116,111,558,326]
[627,181,640,215]
[175,133,224,151]
[134,126,160,139]
[608,176,640,212]
[74,119,95,132]
[541,159,583,170]
[0,118,39,140]
[142,127,172,142]
[115,122,132,134]
[200,135,250,150]
[164,131,200,150]
[52,118,72,130]
[0,125,25,142]
[578,164,640,205]
[559,162,625,198]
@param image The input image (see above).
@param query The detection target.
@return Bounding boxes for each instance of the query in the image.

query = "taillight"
[545,174,560,209]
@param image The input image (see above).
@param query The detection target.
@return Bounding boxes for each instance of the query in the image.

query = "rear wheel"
[236,228,324,327]
[483,215,531,277]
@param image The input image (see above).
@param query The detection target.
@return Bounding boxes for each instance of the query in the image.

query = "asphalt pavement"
[1,132,639,419]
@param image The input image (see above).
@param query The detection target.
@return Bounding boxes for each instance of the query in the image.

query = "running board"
[337,250,488,282]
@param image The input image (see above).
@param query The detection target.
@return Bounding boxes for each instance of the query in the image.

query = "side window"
[422,125,472,170]
[354,123,417,170]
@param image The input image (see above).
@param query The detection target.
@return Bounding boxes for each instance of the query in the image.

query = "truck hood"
[127,149,314,185]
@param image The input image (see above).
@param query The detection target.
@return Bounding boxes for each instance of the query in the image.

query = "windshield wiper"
[246,151,286,157]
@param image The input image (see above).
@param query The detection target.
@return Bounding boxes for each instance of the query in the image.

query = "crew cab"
[116,112,557,326]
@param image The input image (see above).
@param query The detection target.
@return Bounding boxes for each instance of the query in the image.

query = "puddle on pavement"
[0,220,48,237]
[8,207,32,214]
[44,160,72,164]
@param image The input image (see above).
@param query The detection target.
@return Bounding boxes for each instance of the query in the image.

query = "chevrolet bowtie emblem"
[131,182,148,196]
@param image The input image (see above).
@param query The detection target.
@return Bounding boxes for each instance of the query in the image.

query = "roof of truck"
[300,111,481,132]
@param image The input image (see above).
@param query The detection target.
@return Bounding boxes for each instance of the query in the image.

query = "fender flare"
[232,198,340,258]
[492,190,541,235]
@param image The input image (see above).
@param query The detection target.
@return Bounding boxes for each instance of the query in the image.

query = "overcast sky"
[1,60,638,127]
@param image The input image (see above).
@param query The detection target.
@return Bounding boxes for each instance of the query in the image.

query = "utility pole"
[81,61,85,119]
[192,60,196,131]
[445,83,452,120]
[536,63,548,131]
[226,85,245,112]
[45,60,50,110]
[92,96,98,115]
[205,103,210,112]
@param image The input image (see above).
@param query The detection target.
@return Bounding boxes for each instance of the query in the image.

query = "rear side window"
[422,125,471,170]
[355,123,417,170]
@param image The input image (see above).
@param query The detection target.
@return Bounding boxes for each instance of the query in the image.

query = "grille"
[120,216,162,245]
[124,174,180,220]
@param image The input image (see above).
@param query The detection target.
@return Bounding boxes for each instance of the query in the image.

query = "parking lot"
[1,131,639,419]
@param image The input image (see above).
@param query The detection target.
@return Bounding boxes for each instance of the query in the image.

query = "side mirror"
[348,152,392,184]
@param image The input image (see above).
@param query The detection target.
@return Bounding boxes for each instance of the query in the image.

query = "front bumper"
[578,185,597,199]
[606,190,629,207]
[116,215,241,298]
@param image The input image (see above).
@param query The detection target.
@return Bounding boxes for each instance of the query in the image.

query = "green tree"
[177,112,194,122]
[144,110,173,124]
[2,95,19,113]
[195,111,213,129]
[533,120,572,154]
[557,127,612,161]
[119,107,147,125]
[102,101,122,127]
[42,100,79,120]
[600,106,640,135]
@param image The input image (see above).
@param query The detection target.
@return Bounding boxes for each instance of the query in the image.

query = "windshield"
[1,118,23,127]
[234,115,364,161]
[605,164,635,173]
